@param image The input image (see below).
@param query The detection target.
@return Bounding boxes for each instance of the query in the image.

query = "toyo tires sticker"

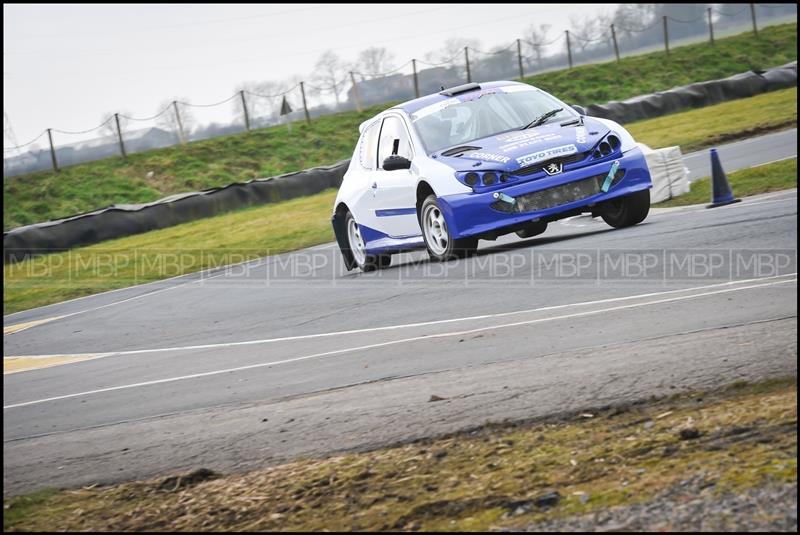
[515,144,578,166]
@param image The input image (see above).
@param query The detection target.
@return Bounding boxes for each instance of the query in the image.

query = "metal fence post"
[465,46,471,83]
[663,16,670,55]
[46,128,58,172]
[114,113,126,158]
[239,90,250,131]
[750,3,758,37]
[173,100,186,144]
[350,72,362,112]
[300,82,311,124]
[565,30,573,69]
[412,59,420,98]
[516,39,524,79]
[708,7,715,44]
[611,24,620,62]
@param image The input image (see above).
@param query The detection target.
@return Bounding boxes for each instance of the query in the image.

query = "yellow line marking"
[4,316,65,335]
[4,355,99,374]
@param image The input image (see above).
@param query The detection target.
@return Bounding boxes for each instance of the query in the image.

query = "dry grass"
[5,378,796,532]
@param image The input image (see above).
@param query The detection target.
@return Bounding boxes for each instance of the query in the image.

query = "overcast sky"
[4,3,618,145]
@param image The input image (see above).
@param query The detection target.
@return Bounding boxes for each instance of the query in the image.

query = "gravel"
[500,480,797,532]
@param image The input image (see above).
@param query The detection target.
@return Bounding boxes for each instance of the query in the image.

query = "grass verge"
[4,377,796,532]
[628,87,797,152]
[4,23,796,230]
[3,189,337,314]
[656,157,797,207]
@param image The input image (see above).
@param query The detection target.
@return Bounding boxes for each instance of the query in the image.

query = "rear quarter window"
[358,121,380,170]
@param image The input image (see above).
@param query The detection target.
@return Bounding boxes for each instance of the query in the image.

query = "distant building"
[4,127,179,178]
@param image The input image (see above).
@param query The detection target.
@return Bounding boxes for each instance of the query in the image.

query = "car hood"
[433,116,611,173]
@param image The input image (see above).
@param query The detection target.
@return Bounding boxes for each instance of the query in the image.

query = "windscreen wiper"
[520,108,563,130]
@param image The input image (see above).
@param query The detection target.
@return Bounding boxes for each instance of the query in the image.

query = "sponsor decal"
[465,151,511,164]
[575,126,588,144]
[500,85,537,94]
[410,98,460,122]
[515,144,578,166]
[497,132,561,153]
[459,89,498,102]
[496,130,556,143]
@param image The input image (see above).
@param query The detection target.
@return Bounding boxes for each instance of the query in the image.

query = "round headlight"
[465,172,479,186]
[499,173,509,183]
[482,172,497,186]
[607,135,620,151]
[599,141,611,156]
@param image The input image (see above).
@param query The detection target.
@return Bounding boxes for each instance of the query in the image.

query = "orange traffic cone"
[706,148,740,208]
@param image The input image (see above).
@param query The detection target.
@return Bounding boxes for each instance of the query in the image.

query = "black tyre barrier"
[585,61,797,124]
[4,160,350,263]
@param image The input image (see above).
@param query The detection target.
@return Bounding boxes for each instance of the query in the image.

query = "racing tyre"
[345,211,392,272]
[600,189,651,229]
[515,220,548,239]
[420,194,478,261]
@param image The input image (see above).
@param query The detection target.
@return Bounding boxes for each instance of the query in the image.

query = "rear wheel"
[345,211,391,271]
[600,189,651,228]
[420,195,477,261]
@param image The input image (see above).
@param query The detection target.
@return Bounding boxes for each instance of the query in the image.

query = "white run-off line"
[4,274,796,410]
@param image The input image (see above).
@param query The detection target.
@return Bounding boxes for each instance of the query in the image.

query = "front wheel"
[420,195,477,261]
[600,189,651,228]
[516,220,548,239]
[345,211,391,272]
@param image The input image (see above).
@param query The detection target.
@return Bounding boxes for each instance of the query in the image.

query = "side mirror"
[383,155,412,171]
[570,104,587,116]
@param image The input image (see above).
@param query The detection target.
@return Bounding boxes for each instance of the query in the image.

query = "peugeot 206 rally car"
[331,81,652,271]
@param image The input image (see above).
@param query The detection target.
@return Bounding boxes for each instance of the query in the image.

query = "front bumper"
[438,147,652,239]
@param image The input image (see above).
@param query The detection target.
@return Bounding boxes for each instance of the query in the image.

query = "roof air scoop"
[439,83,481,97]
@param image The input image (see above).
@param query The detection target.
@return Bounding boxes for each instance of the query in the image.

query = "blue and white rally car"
[332,81,652,271]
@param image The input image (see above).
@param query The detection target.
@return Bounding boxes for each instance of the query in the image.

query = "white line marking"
[4,276,795,410]
[8,273,797,360]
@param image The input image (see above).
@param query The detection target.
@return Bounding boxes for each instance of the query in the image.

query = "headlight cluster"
[591,134,622,160]
[458,170,511,189]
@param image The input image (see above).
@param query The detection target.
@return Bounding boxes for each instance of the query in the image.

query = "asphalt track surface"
[3,130,797,496]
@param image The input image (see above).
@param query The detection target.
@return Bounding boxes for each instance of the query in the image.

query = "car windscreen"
[411,88,577,154]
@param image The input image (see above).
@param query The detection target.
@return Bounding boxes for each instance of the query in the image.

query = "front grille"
[491,169,626,214]
[516,152,588,176]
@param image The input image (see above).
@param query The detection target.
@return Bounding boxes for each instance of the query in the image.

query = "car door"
[372,114,420,238]
[348,119,383,234]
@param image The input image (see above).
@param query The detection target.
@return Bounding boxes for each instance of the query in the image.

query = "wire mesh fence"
[4,3,796,178]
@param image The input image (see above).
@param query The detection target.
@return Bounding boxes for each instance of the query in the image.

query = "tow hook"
[493,192,516,207]
[601,160,620,192]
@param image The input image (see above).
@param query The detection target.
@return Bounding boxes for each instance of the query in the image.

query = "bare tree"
[155,99,195,143]
[569,14,612,53]
[310,50,348,107]
[237,81,282,124]
[612,3,656,40]
[425,37,481,65]
[523,23,552,70]
[356,46,396,79]
[99,112,131,140]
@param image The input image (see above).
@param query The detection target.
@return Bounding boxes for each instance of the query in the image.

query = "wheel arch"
[416,181,436,215]
[332,202,357,271]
